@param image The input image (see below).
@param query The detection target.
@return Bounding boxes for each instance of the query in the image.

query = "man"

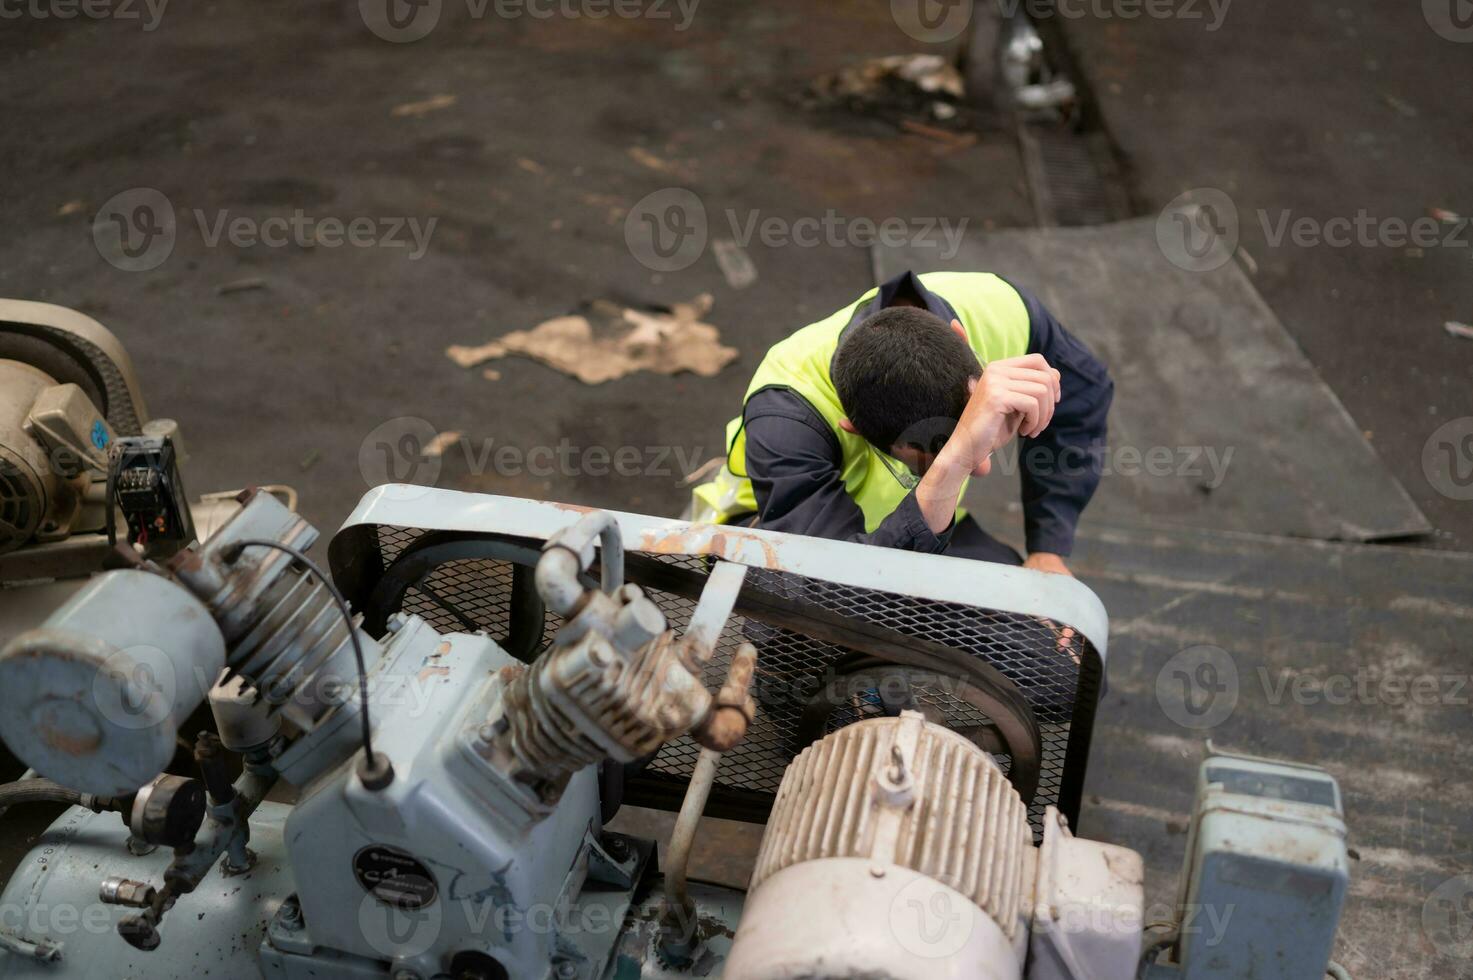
[690,270,1112,575]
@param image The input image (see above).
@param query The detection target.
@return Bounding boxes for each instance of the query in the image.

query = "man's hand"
[916,349,1061,533]
[946,352,1062,477]
[1023,552,1072,576]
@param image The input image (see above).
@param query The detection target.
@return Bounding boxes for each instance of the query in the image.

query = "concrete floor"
[0,0,1034,540]
[1,2,1469,978]
[1060,0,1473,550]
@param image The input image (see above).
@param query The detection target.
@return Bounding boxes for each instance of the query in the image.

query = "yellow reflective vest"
[690,272,1031,531]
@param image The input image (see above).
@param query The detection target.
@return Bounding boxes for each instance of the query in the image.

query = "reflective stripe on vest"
[690,272,1031,530]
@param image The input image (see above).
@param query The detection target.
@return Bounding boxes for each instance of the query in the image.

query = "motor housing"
[725,710,1034,980]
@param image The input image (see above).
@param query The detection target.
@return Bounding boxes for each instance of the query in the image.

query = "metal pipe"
[534,547,585,617]
[661,746,722,943]
[535,510,625,615]
[596,519,623,595]
[117,758,277,951]
[658,639,760,966]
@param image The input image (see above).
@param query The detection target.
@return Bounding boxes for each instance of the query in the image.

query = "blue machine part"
[1172,751,1350,979]
[0,802,298,978]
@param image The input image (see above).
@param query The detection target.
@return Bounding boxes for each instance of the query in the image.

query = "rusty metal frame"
[330,487,1109,655]
[328,487,1109,827]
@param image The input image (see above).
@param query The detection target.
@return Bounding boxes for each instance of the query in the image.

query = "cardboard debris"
[447,294,738,385]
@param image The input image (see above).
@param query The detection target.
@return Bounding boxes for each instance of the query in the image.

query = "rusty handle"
[694,642,758,753]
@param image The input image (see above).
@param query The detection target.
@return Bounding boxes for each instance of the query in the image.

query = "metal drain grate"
[1018,121,1125,228]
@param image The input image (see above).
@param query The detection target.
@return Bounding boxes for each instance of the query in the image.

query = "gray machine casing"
[0,612,610,980]
[0,488,1351,980]
[269,618,601,978]
[1172,755,1349,979]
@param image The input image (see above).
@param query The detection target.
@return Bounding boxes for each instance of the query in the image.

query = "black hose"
[0,778,84,810]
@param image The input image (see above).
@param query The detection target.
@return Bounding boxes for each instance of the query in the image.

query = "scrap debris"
[423,430,463,457]
[1381,93,1418,118]
[217,277,266,295]
[679,456,725,486]
[898,118,977,148]
[806,54,974,128]
[814,54,964,101]
[447,294,738,385]
[712,239,758,289]
[627,146,691,179]
[391,93,457,118]
[1444,321,1473,341]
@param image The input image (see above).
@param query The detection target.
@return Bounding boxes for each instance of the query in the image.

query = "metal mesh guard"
[331,495,1104,838]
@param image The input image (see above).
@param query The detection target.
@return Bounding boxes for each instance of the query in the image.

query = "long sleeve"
[1008,280,1114,557]
[742,389,953,553]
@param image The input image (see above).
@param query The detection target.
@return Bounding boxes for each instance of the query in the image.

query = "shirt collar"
[846,270,958,333]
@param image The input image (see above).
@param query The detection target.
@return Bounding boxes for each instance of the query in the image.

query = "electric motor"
[724,709,1034,980]
[0,360,62,554]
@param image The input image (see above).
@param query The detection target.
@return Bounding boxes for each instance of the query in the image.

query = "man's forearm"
[915,453,971,534]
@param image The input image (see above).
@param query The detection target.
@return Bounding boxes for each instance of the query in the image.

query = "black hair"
[832,306,981,453]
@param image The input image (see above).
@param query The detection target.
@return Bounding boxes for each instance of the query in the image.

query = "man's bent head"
[832,306,981,473]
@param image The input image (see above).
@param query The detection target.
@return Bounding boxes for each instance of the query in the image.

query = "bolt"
[278,899,303,929]
[554,961,578,980]
[886,744,908,783]
[602,835,629,860]
[613,597,664,652]
[392,970,421,980]
[124,835,157,857]
[478,723,498,744]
